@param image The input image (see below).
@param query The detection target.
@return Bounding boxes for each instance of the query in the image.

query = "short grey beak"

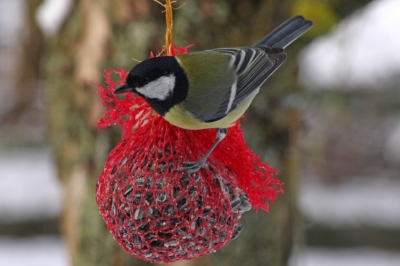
[114,84,133,94]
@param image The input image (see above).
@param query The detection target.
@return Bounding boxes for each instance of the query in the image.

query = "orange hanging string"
[154,0,174,56]
[165,0,173,56]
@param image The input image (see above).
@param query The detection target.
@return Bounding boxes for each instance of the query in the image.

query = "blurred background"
[1,0,400,265]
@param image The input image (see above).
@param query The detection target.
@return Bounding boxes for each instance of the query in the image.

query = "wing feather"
[190,47,286,122]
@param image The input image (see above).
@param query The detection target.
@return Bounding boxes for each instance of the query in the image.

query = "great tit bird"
[115,16,313,174]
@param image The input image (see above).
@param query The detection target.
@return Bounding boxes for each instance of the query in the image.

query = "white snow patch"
[291,247,400,266]
[0,236,69,266]
[300,0,400,89]
[299,177,400,228]
[0,148,63,222]
[36,0,74,36]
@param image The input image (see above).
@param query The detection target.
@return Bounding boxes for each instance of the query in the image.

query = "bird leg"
[178,128,228,174]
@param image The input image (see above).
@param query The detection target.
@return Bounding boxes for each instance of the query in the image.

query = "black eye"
[141,77,150,85]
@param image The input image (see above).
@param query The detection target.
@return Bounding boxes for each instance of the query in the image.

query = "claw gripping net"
[95,47,283,263]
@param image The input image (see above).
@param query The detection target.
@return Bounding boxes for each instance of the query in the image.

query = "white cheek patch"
[136,74,176,100]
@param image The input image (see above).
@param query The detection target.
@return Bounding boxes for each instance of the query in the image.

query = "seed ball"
[96,140,252,263]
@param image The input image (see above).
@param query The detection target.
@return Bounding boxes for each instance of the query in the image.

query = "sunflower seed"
[199,236,210,244]
[192,246,202,252]
[119,227,128,238]
[156,192,168,203]
[191,217,202,230]
[127,221,135,231]
[123,240,133,250]
[203,206,211,217]
[177,251,187,257]
[144,233,156,240]
[174,246,183,252]
[238,189,249,201]
[181,234,193,241]
[110,166,117,179]
[156,161,167,173]
[196,195,204,208]
[177,197,188,212]
[208,217,216,228]
[145,176,153,189]
[156,177,166,190]
[197,228,206,236]
[117,170,125,179]
[226,183,235,199]
[133,191,141,205]
[124,185,133,200]
[226,217,232,229]
[163,204,174,216]
[158,232,173,239]
[148,207,161,219]
[172,185,180,198]
[123,204,130,216]
[180,175,189,188]
[144,252,153,258]
[185,241,195,248]
[205,241,213,249]
[239,201,252,213]
[212,227,219,234]
[112,180,118,193]
[150,240,164,248]
[169,218,179,226]
[134,208,144,220]
[120,157,128,166]
[164,240,178,247]
[117,211,125,224]
[138,223,150,232]
[108,215,116,225]
[135,176,144,188]
[189,187,198,200]
[164,145,171,156]
[155,220,167,228]
[110,197,116,215]
[176,228,186,235]
[219,215,225,226]
[144,192,154,205]
[133,234,142,247]
[231,198,241,209]
[231,224,244,240]
[219,231,227,242]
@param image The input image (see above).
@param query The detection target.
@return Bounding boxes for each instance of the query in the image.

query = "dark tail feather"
[255,16,313,49]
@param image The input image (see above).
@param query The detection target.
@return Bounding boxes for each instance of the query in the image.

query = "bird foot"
[178,160,208,175]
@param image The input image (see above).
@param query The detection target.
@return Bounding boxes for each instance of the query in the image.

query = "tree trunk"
[4,0,44,123]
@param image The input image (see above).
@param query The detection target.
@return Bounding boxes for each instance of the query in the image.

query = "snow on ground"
[299,176,400,228]
[300,0,400,89]
[290,247,400,266]
[0,236,69,266]
[1,236,400,266]
[0,148,63,222]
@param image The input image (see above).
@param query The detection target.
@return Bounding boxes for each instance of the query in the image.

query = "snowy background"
[1,0,400,265]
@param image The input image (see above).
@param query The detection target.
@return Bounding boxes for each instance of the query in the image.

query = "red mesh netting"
[95,46,283,263]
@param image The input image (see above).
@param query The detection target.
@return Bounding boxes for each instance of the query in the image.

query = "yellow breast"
[164,92,257,130]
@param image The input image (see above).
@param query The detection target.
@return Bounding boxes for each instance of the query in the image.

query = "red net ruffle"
[95,47,283,263]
